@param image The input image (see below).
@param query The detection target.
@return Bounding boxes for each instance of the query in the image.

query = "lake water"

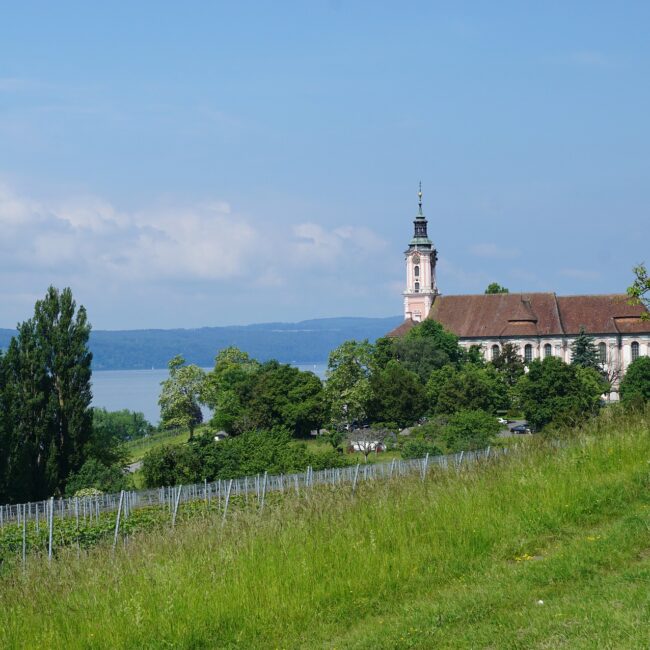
[91,363,327,424]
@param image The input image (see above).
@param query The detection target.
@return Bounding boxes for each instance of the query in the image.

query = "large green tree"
[619,357,650,406]
[325,340,374,431]
[367,360,426,428]
[159,355,206,440]
[427,363,509,415]
[515,357,607,430]
[202,346,260,434]
[2,287,93,501]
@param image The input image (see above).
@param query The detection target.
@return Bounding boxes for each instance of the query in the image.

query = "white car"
[497,417,508,425]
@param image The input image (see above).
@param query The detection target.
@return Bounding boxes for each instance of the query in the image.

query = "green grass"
[2,408,649,649]
[124,428,197,463]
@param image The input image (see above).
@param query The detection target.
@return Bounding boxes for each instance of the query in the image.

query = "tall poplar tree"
[3,287,93,501]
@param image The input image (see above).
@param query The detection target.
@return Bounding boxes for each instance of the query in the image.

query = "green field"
[1,408,649,649]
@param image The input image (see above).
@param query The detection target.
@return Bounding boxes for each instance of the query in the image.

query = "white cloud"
[0,184,390,326]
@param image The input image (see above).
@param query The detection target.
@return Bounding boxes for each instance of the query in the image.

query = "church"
[388,187,650,398]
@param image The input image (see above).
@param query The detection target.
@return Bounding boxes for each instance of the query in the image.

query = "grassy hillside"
[1,408,649,649]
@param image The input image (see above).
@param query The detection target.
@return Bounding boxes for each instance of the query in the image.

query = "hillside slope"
[2,409,649,648]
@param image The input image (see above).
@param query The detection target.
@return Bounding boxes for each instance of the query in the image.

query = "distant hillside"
[0,316,402,370]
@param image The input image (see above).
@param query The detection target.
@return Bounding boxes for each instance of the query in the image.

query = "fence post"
[351,463,360,497]
[172,485,183,527]
[48,497,54,563]
[260,471,268,511]
[222,479,233,525]
[421,453,430,481]
[21,503,27,569]
[113,490,125,550]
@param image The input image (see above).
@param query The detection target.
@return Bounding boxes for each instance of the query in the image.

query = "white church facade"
[390,187,650,398]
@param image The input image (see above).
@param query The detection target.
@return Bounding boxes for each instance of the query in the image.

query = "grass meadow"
[1,408,649,649]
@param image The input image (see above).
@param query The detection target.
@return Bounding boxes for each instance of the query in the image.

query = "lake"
[91,363,328,424]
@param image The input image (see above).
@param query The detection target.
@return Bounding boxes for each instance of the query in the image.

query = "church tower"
[403,184,438,321]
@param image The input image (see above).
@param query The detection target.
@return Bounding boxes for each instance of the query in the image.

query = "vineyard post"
[47,497,54,563]
[21,503,27,569]
[259,471,268,511]
[222,479,233,526]
[351,463,360,497]
[113,490,125,551]
[172,485,182,528]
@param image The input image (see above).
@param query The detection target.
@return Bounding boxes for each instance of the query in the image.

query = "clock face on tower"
[412,254,420,265]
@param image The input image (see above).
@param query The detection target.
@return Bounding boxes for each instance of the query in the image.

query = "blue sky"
[1,1,648,329]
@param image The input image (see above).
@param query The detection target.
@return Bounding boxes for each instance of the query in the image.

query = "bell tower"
[403,183,438,321]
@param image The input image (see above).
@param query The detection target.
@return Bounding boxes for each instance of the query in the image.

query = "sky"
[1,1,648,329]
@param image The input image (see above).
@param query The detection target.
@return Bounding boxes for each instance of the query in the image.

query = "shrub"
[400,438,443,459]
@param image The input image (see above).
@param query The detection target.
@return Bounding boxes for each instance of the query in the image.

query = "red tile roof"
[388,293,649,339]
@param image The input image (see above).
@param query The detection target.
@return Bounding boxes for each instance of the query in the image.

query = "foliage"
[65,458,131,496]
[490,342,526,386]
[325,340,374,431]
[367,360,426,427]
[427,363,509,415]
[159,355,206,440]
[627,263,649,318]
[619,356,650,406]
[141,429,351,487]
[0,286,93,502]
[246,361,325,437]
[404,319,464,364]
[515,357,607,430]
[570,327,602,371]
[485,282,509,294]
[92,407,153,442]
[400,438,443,459]
[201,346,260,434]
[444,409,501,451]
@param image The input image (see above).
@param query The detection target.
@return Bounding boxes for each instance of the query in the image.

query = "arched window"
[631,341,640,361]
[524,344,533,362]
[491,344,499,361]
[414,265,420,277]
[544,343,552,358]
[414,281,420,293]
[598,342,607,362]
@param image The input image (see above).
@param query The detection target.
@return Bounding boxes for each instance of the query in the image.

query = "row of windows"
[490,341,642,362]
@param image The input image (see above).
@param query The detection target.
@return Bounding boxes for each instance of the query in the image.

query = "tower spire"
[418,181,423,216]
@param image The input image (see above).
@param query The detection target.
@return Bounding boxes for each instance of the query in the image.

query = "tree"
[627,263,649,318]
[2,286,93,501]
[246,361,325,437]
[570,327,601,371]
[490,342,525,386]
[445,410,500,451]
[619,357,650,406]
[202,347,260,434]
[485,283,509,294]
[367,360,426,428]
[427,363,509,415]
[325,340,374,432]
[515,357,607,430]
[159,355,206,440]
[404,319,463,364]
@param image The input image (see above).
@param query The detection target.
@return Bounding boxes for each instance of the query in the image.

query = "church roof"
[387,293,650,339]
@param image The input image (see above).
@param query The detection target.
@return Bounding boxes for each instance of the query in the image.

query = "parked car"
[509,424,531,434]
[497,417,508,425]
